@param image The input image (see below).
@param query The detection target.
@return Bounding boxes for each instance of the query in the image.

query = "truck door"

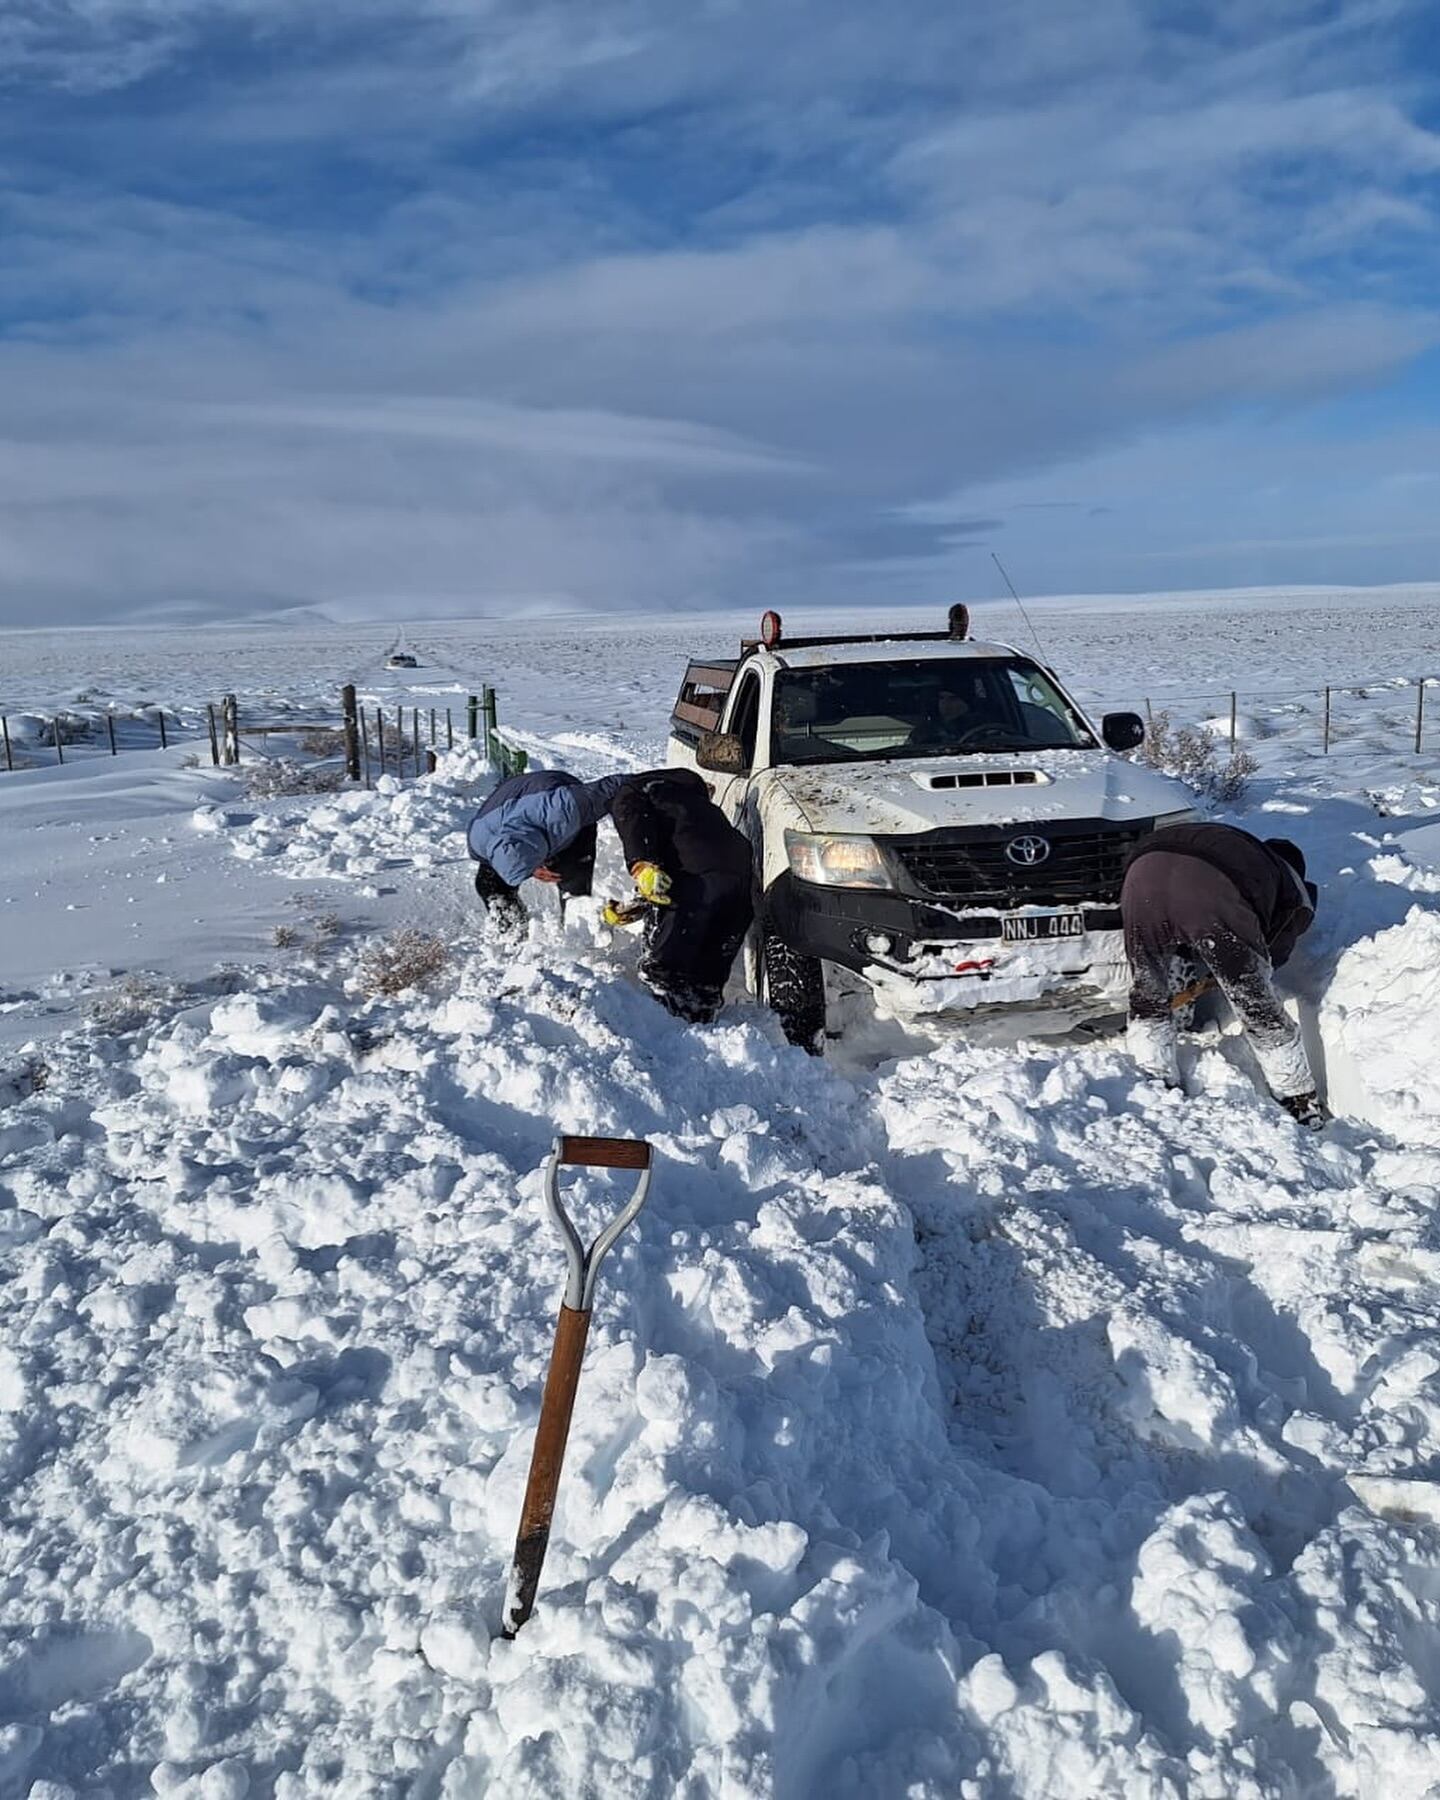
[714,669,762,825]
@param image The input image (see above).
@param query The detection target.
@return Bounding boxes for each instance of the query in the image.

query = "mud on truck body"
[667,608,1196,1049]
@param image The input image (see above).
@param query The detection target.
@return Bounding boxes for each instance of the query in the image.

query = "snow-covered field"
[4,586,1440,1797]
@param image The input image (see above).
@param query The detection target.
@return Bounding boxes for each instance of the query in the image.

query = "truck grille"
[887,820,1149,908]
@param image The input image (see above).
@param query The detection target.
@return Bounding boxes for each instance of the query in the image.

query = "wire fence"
[0,685,529,782]
[1084,671,1439,758]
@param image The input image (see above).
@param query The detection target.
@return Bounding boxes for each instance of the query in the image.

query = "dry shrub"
[300,726,349,757]
[1139,711,1259,806]
[51,713,93,745]
[312,911,343,945]
[0,1057,48,1105]
[358,929,449,996]
[272,923,302,948]
[87,974,183,1031]
[243,757,346,799]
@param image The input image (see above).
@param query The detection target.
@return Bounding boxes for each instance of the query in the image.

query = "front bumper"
[764,871,1130,1015]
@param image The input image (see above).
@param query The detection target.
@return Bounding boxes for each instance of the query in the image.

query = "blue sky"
[2,0,1439,625]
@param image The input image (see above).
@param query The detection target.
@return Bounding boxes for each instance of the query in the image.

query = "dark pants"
[1122,854,1311,1096]
[641,870,754,1023]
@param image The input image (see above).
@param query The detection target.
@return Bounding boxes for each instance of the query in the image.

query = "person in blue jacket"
[467,769,632,932]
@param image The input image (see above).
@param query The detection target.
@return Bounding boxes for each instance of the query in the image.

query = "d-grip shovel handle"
[501,1135,653,1638]
[558,1135,652,1168]
[546,1136,654,1312]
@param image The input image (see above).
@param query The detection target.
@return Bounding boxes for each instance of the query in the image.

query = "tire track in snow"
[854,1020,1440,1793]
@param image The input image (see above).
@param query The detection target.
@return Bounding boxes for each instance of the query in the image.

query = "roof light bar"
[748,604,977,654]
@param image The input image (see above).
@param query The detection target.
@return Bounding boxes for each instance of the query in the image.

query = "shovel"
[501,1134,654,1638]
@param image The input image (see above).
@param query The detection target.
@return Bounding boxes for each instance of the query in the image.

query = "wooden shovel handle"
[504,1303,593,1636]
[558,1135,652,1169]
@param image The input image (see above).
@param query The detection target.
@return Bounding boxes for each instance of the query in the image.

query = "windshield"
[771,657,1095,766]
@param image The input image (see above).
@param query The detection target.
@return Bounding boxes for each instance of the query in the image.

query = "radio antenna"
[991,553,1049,662]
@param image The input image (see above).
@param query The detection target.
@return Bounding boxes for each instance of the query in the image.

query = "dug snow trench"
[3,744,1440,1798]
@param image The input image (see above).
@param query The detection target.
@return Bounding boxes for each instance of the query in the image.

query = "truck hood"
[780,751,1192,835]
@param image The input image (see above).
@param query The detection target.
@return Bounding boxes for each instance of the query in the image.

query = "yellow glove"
[631,862,673,906]
[602,899,647,928]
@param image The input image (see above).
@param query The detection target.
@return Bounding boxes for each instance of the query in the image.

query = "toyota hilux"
[666,608,1195,1048]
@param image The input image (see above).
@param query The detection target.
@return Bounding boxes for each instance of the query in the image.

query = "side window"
[1007,665,1087,745]
[727,673,761,768]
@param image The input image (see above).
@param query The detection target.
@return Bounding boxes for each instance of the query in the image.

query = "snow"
[1322,907,1440,1147]
[3,587,1440,1796]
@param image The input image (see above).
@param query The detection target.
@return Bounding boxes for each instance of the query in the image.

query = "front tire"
[760,930,826,1054]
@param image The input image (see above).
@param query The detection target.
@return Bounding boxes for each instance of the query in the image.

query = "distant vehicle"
[667,606,1195,1047]
[386,651,419,669]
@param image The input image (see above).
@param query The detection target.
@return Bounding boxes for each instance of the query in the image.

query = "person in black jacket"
[1120,822,1328,1127]
[609,769,754,1024]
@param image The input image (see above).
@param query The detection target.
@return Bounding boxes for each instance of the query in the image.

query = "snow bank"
[223,748,494,884]
[1322,906,1440,1146]
[0,938,982,1795]
[6,901,1440,1794]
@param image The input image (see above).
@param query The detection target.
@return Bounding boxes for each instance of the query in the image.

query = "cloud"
[1,0,1439,624]
[193,396,813,476]
[898,409,1440,598]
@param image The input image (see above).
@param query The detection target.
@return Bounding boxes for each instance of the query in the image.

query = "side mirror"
[1102,711,1146,752]
[696,730,748,775]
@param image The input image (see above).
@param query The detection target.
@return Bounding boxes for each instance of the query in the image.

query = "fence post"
[467,694,479,740]
[412,707,420,778]
[394,706,404,777]
[222,695,239,765]
[376,708,386,776]
[53,720,64,766]
[158,710,168,750]
[1,716,10,772]
[482,686,498,764]
[1228,692,1237,754]
[1322,687,1331,754]
[446,708,454,750]
[108,715,118,758]
[1417,680,1428,756]
[1144,698,1153,731]
[359,707,372,788]
[341,685,361,782]
[426,749,438,774]
[430,707,436,748]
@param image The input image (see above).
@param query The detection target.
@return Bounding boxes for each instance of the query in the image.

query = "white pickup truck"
[667,608,1195,1048]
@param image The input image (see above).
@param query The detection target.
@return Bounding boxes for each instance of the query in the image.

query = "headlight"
[1154,808,1197,830]
[785,831,895,890]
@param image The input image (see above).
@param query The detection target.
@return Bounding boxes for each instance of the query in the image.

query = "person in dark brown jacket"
[1120,823,1327,1127]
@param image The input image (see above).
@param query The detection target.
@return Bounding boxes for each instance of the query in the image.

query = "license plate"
[1002,911,1085,943]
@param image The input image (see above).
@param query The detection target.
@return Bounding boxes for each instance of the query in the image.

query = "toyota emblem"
[1006,834,1051,867]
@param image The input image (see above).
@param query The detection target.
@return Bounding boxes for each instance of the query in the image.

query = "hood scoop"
[912,769,1047,791]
